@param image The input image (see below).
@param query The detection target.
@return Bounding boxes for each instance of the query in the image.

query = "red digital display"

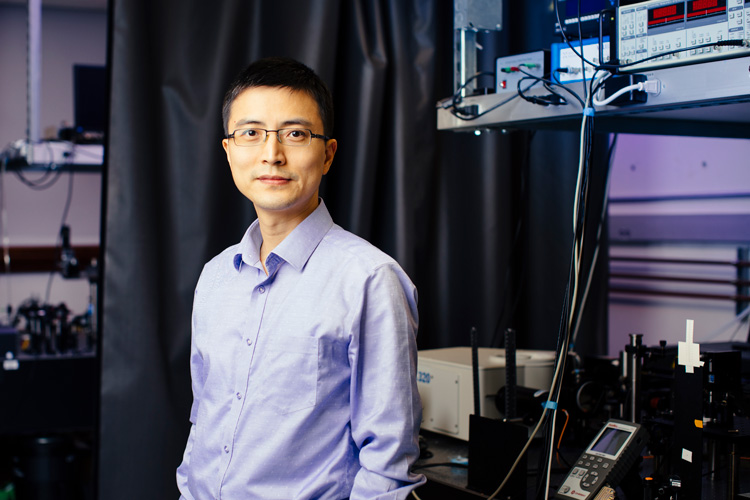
[692,0,717,9]
[653,4,678,18]
[648,2,685,26]
[687,0,726,18]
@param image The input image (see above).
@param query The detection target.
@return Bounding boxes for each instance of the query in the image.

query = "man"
[176,57,425,499]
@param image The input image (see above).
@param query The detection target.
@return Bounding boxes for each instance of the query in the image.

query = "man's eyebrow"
[234,119,263,128]
[279,118,314,128]
[233,118,315,128]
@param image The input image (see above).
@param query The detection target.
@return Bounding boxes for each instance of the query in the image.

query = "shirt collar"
[233,199,334,272]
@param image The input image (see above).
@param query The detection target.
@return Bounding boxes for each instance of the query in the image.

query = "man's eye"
[242,129,260,137]
[286,129,309,140]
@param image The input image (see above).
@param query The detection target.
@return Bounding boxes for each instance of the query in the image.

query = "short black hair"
[222,57,334,137]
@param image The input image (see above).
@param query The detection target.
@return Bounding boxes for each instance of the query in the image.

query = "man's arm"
[349,263,425,499]
[176,277,208,500]
[176,424,196,499]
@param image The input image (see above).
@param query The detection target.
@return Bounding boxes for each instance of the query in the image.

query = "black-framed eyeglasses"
[225,128,331,147]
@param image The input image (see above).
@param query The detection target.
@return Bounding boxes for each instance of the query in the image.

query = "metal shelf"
[3,141,104,172]
[437,55,750,138]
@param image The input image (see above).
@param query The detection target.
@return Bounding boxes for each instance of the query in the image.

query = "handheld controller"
[555,419,649,500]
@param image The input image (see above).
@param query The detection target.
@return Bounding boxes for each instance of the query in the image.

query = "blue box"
[550,36,610,84]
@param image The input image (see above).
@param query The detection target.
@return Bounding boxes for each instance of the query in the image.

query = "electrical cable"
[592,79,661,106]
[1,154,11,322]
[534,413,555,500]
[601,39,749,72]
[486,275,576,500]
[590,70,613,102]
[704,304,750,341]
[13,166,63,190]
[492,12,746,500]
[539,74,598,500]
[497,94,594,500]
[517,76,568,106]
[554,0,600,72]
[571,134,618,347]
[555,409,571,467]
[568,93,594,337]
[593,83,642,106]
[514,68,578,108]
[439,71,493,119]
[447,71,495,108]
[551,70,587,108]
[545,405,557,500]
[11,141,66,191]
[507,58,588,110]
[576,0,588,102]
[441,70,544,121]
[450,91,523,121]
[44,164,75,304]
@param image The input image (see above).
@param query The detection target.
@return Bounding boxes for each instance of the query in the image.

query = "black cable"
[537,103,596,498]
[531,67,585,107]
[44,169,75,303]
[13,142,65,189]
[570,134,618,347]
[515,67,586,108]
[445,70,549,121]
[577,0,588,101]
[554,0,599,71]
[450,91,522,121]
[552,14,748,95]
[517,75,571,107]
[13,166,64,190]
[602,39,748,72]
[449,71,495,108]
[551,70,587,108]
[59,170,75,231]
[517,76,564,106]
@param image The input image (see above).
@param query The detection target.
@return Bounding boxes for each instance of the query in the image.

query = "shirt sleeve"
[176,424,196,500]
[348,263,426,499]
[176,271,208,500]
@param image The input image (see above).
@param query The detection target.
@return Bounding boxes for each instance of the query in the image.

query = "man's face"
[222,86,337,221]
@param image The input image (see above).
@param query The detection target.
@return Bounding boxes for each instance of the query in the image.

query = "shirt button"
[246,339,252,346]
[224,445,229,453]
[258,285,265,294]
[236,392,242,400]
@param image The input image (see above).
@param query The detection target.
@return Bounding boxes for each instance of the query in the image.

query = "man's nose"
[261,131,285,164]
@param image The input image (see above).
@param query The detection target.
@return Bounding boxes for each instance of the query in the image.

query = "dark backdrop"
[100,0,609,498]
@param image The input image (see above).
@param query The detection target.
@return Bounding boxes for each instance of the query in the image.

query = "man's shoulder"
[202,241,242,275]
[318,225,399,272]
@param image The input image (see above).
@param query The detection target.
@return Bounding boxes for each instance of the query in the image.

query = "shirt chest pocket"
[255,336,319,415]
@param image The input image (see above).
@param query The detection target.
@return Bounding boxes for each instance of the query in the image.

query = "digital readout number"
[417,371,432,384]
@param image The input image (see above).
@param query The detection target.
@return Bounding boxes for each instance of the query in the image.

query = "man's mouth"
[257,175,291,185]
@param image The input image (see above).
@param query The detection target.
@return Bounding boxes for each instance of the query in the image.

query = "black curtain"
[100,0,608,498]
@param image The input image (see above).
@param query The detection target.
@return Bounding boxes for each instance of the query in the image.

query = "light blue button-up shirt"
[177,201,424,499]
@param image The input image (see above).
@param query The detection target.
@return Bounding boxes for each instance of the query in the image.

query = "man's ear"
[323,139,337,175]
[222,138,232,165]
